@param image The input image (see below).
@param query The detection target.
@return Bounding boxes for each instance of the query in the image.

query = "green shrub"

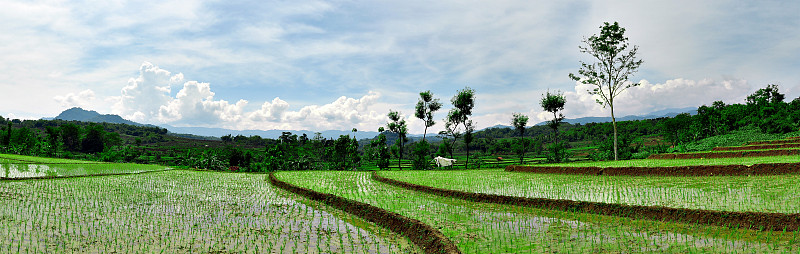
[547,141,571,163]
[411,141,432,170]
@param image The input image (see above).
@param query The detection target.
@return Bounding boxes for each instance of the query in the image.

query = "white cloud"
[248,97,290,122]
[110,62,388,131]
[158,81,248,125]
[112,62,183,122]
[282,91,385,130]
[54,89,96,108]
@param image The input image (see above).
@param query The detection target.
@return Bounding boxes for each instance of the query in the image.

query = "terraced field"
[0,170,418,253]
[650,137,800,159]
[276,171,800,253]
[4,135,800,253]
[0,154,168,179]
[378,169,800,213]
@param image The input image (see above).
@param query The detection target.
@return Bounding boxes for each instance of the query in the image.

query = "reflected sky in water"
[0,163,57,178]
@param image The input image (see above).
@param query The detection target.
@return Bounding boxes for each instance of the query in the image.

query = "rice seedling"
[277,171,800,253]
[0,170,419,253]
[379,169,800,213]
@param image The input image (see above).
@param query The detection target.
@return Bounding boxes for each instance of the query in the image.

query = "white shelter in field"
[433,156,457,168]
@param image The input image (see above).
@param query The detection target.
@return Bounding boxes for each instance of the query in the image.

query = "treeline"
[660,85,800,150]
[0,119,155,157]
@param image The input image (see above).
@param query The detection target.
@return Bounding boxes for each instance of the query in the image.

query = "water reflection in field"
[0,162,168,179]
[0,163,56,178]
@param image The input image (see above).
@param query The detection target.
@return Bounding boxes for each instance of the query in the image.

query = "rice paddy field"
[0,154,169,179]
[0,170,419,253]
[4,150,800,253]
[276,170,800,253]
[378,169,800,213]
[0,154,106,164]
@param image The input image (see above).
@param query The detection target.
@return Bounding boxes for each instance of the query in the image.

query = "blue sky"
[1,0,799,134]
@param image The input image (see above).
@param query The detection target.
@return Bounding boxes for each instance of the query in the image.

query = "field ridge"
[505,162,800,176]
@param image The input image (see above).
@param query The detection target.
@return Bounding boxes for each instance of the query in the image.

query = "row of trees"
[0,122,119,156]
[372,87,477,170]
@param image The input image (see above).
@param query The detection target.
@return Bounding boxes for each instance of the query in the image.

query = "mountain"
[481,124,512,130]
[535,107,698,126]
[54,107,148,127]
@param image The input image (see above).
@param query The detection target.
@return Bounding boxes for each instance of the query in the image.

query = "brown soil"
[269,173,461,254]
[648,149,800,159]
[504,163,800,176]
[373,171,800,232]
[712,143,800,151]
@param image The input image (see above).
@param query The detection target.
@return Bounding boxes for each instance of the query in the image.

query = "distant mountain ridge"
[533,107,698,126]
[54,107,151,127]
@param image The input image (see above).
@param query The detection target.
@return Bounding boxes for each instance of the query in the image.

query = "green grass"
[533,155,800,168]
[0,162,170,178]
[664,147,800,155]
[0,170,418,253]
[379,169,800,213]
[681,126,800,152]
[277,171,800,253]
[0,154,106,164]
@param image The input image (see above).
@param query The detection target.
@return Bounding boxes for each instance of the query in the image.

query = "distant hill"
[534,107,698,126]
[54,107,150,127]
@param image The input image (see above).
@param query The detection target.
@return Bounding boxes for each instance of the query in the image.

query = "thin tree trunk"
[399,139,403,169]
[466,143,470,169]
[520,130,525,165]
[611,105,618,161]
[449,138,457,158]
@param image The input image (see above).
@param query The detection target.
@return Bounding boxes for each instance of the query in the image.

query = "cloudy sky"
[2,0,799,134]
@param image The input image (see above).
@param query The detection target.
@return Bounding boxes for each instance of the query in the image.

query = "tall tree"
[540,90,566,142]
[447,87,476,167]
[387,110,408,168]
[569,21,643,160]
[81,124,106,154]
[438,121,461,158]
[60,123,82,152]
[371,127,390,170]
[415,90,443,142]
[1,122,10,146]
[45,126,61,155]
[511,113,529,164]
